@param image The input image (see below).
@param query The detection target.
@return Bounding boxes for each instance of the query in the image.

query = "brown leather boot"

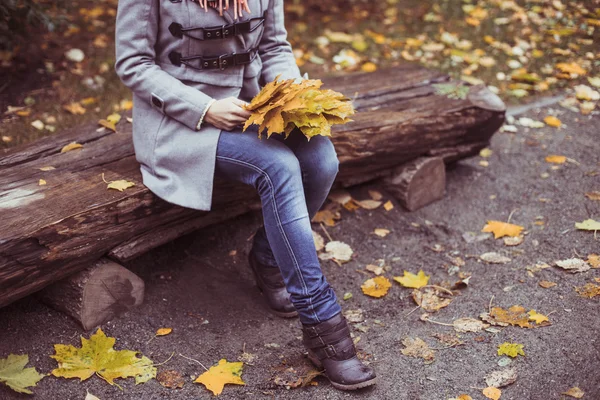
[248,248,298,318]
[301,312,377,390]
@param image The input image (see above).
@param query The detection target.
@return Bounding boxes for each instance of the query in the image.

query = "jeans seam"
[216,155,321,323]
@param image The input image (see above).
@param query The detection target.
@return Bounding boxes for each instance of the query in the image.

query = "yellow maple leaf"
[481,220,524,239]
[527,310,549,324]
[194,359,245,396]
[361,276,392,298]
[107,179,135,192]
[60,142,83,153]
[482,386,501,400]
[38,179,46,186]
[51,328,156,386]
[545,155,567,164]
[156,328,172,336]
[575,283,600,298]
[383,200,394,211]
[0,354,45,394]
[63,102,86,115]
[556,62,586,76]
[393,270,430,289]
[497,342,525,358]
[587,254,600,268]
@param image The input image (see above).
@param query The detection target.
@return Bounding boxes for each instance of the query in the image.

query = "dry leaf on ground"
[432,333,464,347]
[194,359,245,396]
[503,236,524,246]
[361,276,392,298]
[527,310,549,325]
[485,368,517,388]
[481,220,524,238]
[483,386,502,400]
[480,305,550,328]
[562,387,585,398]
[373,228,390,237]
[585,191,600,201]
[453,317,489,333]
[318,241,353,264]
[480,252,511,264]
[587,254,600,268]
[0,354,45,394]
[393,270,430,289]
[157,369,185,389]
[554,258,591,273]
[575,283,600,298]
[156,328,172,336]
[400,337,435,364]
[575,218,600,231]
[497,343,525,358]
[412,287,452,312]
[312,209,340,226]
[343,309,364,323]
[354,199,382,209]
[545,155,567,164]
[51,328,156,386]
[539,280,557,288]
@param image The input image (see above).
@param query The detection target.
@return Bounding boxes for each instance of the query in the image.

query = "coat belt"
[168,46,259,70]
[169,11,267,40]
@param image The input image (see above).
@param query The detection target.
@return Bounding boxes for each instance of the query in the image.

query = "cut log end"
[38,258,144,331]
[381,156,446,211]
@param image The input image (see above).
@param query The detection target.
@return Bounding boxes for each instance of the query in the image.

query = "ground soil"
[0,104,598,399]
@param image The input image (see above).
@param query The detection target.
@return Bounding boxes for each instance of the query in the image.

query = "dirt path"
[0,105,598,399]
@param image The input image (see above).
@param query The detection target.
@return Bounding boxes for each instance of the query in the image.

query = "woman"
[114,0,376,390]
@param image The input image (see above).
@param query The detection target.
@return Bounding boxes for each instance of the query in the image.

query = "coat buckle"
[218,54,228,70]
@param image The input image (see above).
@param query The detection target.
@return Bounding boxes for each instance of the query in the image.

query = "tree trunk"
[0,64,505,307]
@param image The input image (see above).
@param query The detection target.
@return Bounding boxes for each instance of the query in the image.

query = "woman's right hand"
[204,96,252,131]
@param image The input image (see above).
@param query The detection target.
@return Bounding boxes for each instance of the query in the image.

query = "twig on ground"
[319,222,333,242]
[178,353,209,371]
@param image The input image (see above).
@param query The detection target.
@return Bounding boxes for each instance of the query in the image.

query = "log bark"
[38,258,144,330]
[0,65,505,307]
[381,156,446,211]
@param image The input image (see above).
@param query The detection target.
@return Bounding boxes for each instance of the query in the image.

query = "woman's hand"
[204,97,252,131]
[199,0,251,19]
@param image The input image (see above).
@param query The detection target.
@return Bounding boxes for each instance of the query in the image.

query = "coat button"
[152,95,163,109]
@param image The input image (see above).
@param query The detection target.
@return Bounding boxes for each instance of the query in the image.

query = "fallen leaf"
[497,342,525,358]
[107,179,136,192]
[585,191,600,201]
[545,155,567,164]
[39,166,55,171]
[361,276,392,298]
[481,221,524,239]
[194,359,245,396]
[563,387,585,398]
[539,280,557,288]
[393,270,430,289]
[343,308,364,323]
[51,328,156,385]
[156,328,172,336]
[373,228,390,237]
[575,219,600,231]
[481,305,550,328]
[453,317,489,333]
[503,236,523,246]
[156,369,185,389]
[383,200,394,211]
[318,240,353,264]
[0,354,45,394]
[412,287,452,312]
[543,116,561,127]
[484,367,517,388]
[368,190,383,200]
[354,199,382,210]
[587,254,600,268]
[63,102,86,115]
[365,264,384,275]
[527,310,549,325]
[39,179,46,186]
[482,386,501,400]
[575,283,600,298]
[431,333,464,347]
[555,258,591,273]
[312,209,340,226]
[85,391,101,400]
[31,120,45,130]
[98,119,117,132]
[61,142,83,153]
[400,337,435,364]
[480,252,511,264]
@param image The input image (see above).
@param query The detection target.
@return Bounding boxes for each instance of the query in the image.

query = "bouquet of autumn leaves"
[242,74,355,140]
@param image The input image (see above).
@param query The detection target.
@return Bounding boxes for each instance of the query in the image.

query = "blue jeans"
[214,125,342,325]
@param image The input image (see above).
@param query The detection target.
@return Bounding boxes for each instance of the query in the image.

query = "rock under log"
[0,64,506,308]
[38,258,144,330]
[381,156,446,211]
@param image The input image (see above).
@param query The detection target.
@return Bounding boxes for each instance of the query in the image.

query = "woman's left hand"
[198,0,251,19]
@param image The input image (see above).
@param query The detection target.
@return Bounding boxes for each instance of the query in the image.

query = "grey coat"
[114,0,302,211]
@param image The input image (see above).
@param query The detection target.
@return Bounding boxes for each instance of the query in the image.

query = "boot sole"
[307,353,377,390]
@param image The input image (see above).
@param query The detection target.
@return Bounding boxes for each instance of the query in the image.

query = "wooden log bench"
[0,65,505,330]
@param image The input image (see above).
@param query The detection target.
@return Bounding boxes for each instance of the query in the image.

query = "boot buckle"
[305,326,319,337]
[324,345,337,358]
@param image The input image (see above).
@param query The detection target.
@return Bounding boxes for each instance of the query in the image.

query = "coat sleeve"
[257,0,303,84]
[114,0,214,131]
